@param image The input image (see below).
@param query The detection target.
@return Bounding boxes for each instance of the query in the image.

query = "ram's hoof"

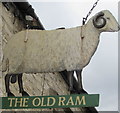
[77,89,88,94]
[7,92,15,97]
[22,91,29,96]
[70,89,77,94]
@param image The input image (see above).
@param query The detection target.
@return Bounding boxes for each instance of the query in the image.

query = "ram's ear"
[93,12,106,28]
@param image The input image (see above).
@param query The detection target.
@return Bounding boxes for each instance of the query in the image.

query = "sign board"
[0,94,99,109]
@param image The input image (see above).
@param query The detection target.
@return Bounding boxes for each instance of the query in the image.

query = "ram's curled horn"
[93,12,106,28]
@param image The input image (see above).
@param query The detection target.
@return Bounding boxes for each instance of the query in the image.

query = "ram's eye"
[107,17,110,20]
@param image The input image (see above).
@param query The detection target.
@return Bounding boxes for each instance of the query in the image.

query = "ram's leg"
[10,75,17,84]
[5,74,15,97]
[18,74,29,96]
[76,70,88,94]
[68,71,76,94]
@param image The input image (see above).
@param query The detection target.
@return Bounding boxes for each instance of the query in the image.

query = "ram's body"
[2,10,119,74]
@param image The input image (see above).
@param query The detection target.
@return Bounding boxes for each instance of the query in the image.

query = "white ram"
[2,10,119,74]
[2,10,120,96]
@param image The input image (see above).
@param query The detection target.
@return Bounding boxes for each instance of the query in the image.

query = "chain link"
[82,0,100,25]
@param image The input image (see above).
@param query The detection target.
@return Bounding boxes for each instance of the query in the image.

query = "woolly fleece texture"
[2,10,119,74]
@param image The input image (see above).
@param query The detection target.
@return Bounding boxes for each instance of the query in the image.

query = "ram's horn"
[93,12,106,28]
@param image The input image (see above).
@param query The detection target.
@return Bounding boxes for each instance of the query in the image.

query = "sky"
[28,0,119,111]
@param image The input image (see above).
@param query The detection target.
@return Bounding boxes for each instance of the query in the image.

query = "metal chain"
[82,0,100,25]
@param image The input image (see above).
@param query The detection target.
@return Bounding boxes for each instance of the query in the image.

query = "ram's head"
[93,10,120,32]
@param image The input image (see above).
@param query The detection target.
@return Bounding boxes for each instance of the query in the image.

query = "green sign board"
[0,94,99,109]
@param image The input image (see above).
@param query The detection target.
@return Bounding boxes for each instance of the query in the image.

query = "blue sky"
[28,0,119,111]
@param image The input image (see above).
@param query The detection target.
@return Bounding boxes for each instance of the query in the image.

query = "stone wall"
[0,2,88,113]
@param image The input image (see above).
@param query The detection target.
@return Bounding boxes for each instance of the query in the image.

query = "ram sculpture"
[2,10,120,96]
